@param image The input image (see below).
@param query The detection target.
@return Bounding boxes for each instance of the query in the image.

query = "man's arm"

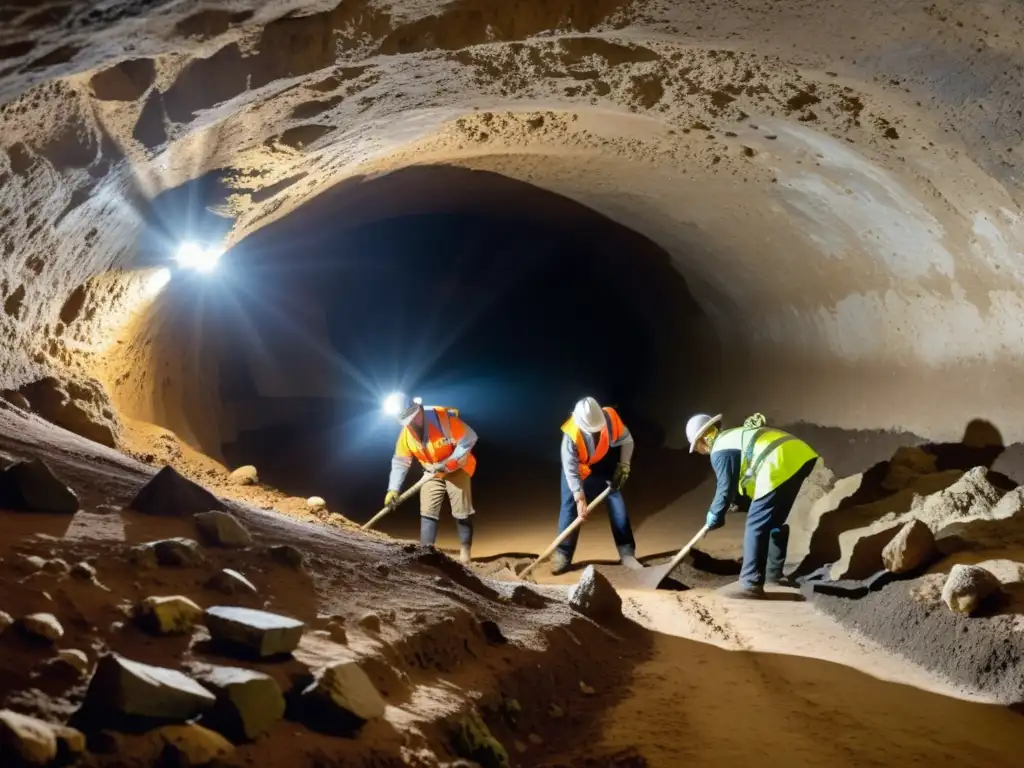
[561,434,584,495]
[450,419,478,462]
[612,428,634,466]
[388,433,413,492]
[705,449,739,529]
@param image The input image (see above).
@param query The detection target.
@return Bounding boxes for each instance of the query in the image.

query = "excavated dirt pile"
[795,445,1024,703]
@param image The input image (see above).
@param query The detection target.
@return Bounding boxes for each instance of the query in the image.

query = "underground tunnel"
[0,1,1023,766]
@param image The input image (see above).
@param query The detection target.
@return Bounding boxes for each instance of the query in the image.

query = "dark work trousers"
[556,470,636,562]
[740,458,817,590]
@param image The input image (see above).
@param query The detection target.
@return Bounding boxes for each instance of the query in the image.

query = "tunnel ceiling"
[0,0,1023,449]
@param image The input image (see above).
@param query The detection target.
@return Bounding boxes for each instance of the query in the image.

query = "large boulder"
[18,376,120,448]
[882,519,939,573]
[192,665,285,741]
[299,660,386,735]
[941,564,1002,615]
[0,458,79,514]
[127,466,224,517]
[204,606,305,658]
[194,511,252,548]
[80,654,216,729]
[567,566,622,623]
[0,709,85,766]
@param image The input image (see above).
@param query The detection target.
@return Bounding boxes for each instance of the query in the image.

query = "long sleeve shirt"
[706,448,740,528]
[561,428,634,496]
[388,421,478,492]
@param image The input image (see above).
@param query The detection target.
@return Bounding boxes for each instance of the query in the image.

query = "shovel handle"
[361,472,433,531]
[663,525,710,574]
[520,484,613,578]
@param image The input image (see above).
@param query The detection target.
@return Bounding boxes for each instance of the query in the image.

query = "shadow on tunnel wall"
[793,417,1019,577]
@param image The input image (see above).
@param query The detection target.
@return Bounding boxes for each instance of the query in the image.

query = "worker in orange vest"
[383,393,478,564]
[552,396,642,575]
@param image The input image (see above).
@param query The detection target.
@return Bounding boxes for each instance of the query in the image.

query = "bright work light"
[174,241,223,273]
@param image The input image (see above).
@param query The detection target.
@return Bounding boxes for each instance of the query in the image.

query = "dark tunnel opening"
[139,166,720,552]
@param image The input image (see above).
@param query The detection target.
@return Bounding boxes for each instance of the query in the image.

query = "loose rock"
[306,496,327,513]
[300,660,386,734]
[193,665,285,741]
[154,723,234,765]
[70,561,97,580]
[128,465,224,517]
[228,465,258,486]
[0,610,13,633]
[358,612,381,633]
[81,654,216,727]
[54,648,90,676]
[941,564,1002,615]
[205,568,258,596]
[0,709,85,766]
[882,519,939,573]
[0,458,79,514]
[14,554,46,573]
[136,596,203,635]
[567,565,623,623]
[131,538,205,567]
[42,558,70,575]
[266,544,304,569]
[20,613,64,643]
[194,511,252,548]
[204,606,304,657]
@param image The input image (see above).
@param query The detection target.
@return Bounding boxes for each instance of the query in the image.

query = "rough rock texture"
[191,665,285,742]
[193,510,252,548]
[131,537,205,567]
[567,566,622,623]
[0,457,79,514]
[18,377,120,448]
[204,606,304,657]
[830,468,1006,580]
[127,466,225,517]
[300,660,387,735]
[941,564,1002,615]
[882,447,938,492]
[135,595,203,635]
[0,709,85,766]
[882,519,939,574]
[19,613,64,643]
[154,723,234,765]
[80,654,216,728]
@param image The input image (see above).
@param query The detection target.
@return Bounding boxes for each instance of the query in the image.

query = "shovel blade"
[610,562,676,591]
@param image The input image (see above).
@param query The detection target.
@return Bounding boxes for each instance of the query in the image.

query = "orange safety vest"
[396,406,477,477]
[560,407,626,480]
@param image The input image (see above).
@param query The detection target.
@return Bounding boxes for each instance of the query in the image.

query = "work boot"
[550,552,572,575]
[619,554,644,571]
[459,545,472,565]
[730,584,765,600]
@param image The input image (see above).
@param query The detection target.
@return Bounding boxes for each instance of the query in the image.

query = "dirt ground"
[2,405,1024,766]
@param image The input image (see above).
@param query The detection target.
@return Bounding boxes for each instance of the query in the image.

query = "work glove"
[385,490,400,510]
[611,462,630,491]
[705,510,725,531]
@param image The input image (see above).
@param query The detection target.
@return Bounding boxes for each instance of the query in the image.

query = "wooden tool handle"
[361,472,433,531]
[520,484,613,578]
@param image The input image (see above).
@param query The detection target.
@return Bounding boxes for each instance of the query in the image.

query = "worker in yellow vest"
[384,393,478,564]
[686,412,818,598]
[552,396,642,575]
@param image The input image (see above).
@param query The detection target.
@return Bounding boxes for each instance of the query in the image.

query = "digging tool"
[614,525,710,590]
[361,472,433,531]
[518,484,613,579]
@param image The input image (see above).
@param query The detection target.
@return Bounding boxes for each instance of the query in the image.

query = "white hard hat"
[686,413,722,453]
[572,397,606,433]
[383,392,422,425]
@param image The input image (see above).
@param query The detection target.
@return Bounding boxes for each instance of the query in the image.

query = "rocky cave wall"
[0,0,1022,455]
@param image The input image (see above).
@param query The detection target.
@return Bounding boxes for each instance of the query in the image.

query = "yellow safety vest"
[711,426,818,500]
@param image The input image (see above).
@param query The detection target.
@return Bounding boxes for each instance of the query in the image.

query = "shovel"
[614,525,710,590]
[518,484,613,579]
[361,472,434,531]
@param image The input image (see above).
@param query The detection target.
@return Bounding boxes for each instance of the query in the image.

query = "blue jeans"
[740,459,816,589]
[556,470,636,561]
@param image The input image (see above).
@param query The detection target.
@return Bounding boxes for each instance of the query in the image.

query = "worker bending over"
[686,412,818,598]
[553,396,642,575]
[384,394,478,564]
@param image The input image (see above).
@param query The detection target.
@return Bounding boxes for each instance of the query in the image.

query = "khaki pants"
[420,470,474,520]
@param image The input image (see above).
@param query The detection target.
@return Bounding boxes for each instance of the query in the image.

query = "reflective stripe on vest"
[741,428,796,486]
[713,426,816,499]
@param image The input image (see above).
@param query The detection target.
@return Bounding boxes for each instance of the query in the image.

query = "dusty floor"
[1,405,1023,766]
